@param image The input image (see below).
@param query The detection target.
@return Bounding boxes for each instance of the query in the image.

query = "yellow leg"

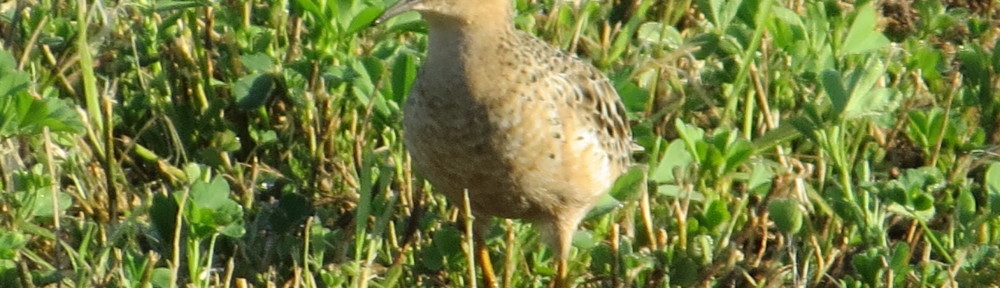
[471,215,498,288]
[553,257,568,288]
[477,239,498,288]
[549,214,581,288]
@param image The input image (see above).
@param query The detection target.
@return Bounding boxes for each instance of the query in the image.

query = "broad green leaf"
[987,163,1000,213]
[614,79,650,113]
[852,248,884,285]
[841,4,889,54]
[0,51,29,98]
[993,37,1000,73]
[770,6,804,31]
[241,53,275,72]
[637,22,682,47]
[589,244,614,274]
[821,69,848,117]
[768,198,802,234]
[675,120,705,163]
[432,226,463,263]
[390,53,417,102]
[0,231,27,260]
[689,32,721,59]
[889,243,911,270]
[787,114,821,143]
[151,193,179,245]
[190,176,231,209]
[571,230,597,250]
[608,166,646,201]
[26,191,72,218]
[217,202,247,237]
[912,194,933,211]
[346,7,382,35]
[234,73,276,110]
[748,164,774,195]
[751,124,800,153]
[153,0,210,12]
[843,87,893,119]
[701,200,730,230]
[151,268,173,288]
[957,187,976,223]
[651,140,693,183]
[723,139,753,173]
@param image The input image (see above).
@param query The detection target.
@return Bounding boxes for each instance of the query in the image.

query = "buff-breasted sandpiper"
[379,0,632,286]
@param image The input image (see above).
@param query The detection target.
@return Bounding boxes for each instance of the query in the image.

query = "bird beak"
[376,0,422,24]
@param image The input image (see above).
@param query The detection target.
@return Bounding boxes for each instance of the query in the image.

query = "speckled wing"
[512,33,633,175]
[558,63,633,174]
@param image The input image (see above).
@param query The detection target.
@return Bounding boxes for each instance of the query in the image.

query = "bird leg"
[550,212,585,288]
[475,217,499,288]
[553,258,568,288]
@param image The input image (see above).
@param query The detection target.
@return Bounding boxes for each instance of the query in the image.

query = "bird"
[378,0,632,286]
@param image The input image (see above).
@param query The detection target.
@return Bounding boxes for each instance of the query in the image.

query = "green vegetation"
[2,0,999,287]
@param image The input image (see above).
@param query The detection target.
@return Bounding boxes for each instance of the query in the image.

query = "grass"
[1,0,1000,287]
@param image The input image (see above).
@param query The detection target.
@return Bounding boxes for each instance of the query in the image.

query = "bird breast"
[402,64,618,221]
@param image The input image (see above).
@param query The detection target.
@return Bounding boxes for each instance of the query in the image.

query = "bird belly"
[403,92,616,221]
[404,96,544,219]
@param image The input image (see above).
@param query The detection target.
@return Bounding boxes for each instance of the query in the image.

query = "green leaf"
[27,191,73,218]
[822,69,848,117]
[0,91,83,137]
[190,176,231,209]
[614,79,650,113]
[986,163,1000,213]
[852,248,884,286]
[0,231,28,260]
[0,50,29,98]
[272,193,311,234]
[153,0,210,12]
[689,32,720,59]
[889,243,911,270]
[589,244,614,274]
[390,54,417,102]
[912,194,933,211]
[346,7,382,35]
[419,241,444,271]
[637,22,682,47]
[842,59,892,119]
[723,139,753,173]
[748,164,774,195]
[993,37,1000,74]
[841,3,889,55]
[957,187,976,223]
[751,124,801,153]
[787,114,821,143]
[608,166,645,201]
[651,140,693,183]
[701,200,730,230]
[571,230,597,250]
[217,204,247,238]
[675,120,705,163]
[151,268,173,288]
[250,128,277,144]
[701,0,743,28]
[768,5,805,50]
[240,53,275,72]
[234,73,276,110]
[151,193,179,246]
[768,198,803,234]
[843,87,893,119]
[432,226,463,264]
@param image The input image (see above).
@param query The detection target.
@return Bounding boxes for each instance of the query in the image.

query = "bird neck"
[423,15,516,78]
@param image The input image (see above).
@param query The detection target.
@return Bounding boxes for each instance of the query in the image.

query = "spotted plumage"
[379,0,632,286]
